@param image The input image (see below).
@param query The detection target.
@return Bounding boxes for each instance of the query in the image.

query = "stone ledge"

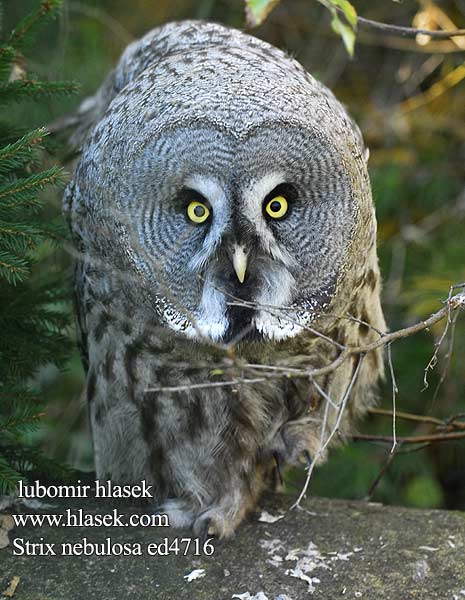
[1,493,464,599]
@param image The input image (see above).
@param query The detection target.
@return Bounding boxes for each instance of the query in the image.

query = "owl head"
[69,29,373,344]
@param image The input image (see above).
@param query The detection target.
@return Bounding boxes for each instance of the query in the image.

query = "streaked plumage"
[64,20,386,538]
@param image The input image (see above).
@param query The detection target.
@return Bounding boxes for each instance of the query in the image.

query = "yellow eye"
[187,200,210,224]
[264,195,288,219]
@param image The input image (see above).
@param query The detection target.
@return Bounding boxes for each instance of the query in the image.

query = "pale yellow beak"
[232,244,248,284]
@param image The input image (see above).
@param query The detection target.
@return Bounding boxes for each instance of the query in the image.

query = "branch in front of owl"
[145,286,465,394]
[292,290,464,507]
[142,284,464,510]
[205,277,348,350]
[290,354,364,510]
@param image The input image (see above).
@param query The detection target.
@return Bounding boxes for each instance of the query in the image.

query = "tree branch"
[145,289,465,394]
[339,9,465,40]
[353,431,465,445]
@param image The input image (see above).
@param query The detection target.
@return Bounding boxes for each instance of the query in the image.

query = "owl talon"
[200,519,213,544]
[193,515,215,542]
[267,422,325,467]
[304,450,312,468]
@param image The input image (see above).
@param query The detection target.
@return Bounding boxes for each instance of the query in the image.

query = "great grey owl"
[64,20,386,538]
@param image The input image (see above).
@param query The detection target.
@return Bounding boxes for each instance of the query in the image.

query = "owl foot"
[271,421,328,467]
[192,503,250,539]
[192,516,212,544]
[156,497,248,540]
[156,498,195,530]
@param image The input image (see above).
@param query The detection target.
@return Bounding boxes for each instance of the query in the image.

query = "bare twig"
[356,31,465,53]
[353,431,465,444]
[423,284,464,390]
[145,289,465,394]
[145,377,267,394]
[368,407,444,427]
[431,303,462,405]
[366,443,401,501]
[290,355,364,510]
[346,10,465,39]
[387,343,398,453]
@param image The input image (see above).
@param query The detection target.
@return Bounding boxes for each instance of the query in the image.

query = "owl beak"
[232,244,248,284]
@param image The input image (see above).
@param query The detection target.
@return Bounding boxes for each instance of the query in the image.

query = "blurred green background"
[5,0,465,510]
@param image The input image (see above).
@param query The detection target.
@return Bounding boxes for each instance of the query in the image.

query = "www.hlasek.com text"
[13,510,169,528]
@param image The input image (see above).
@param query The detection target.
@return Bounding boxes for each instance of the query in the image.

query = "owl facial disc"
[100,123,356,344]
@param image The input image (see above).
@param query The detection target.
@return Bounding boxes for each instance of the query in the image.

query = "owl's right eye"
[187,200,210,224]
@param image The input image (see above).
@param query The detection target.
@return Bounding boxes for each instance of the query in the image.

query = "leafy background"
[4,0,465,509]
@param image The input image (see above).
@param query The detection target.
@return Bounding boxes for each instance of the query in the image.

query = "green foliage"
[0,0,77,494]
[319,0,357,56]
[7,0,63,52]
[404,475,444,509]
[245,0,357,55]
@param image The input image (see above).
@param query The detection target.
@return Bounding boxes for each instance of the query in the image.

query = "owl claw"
[304,449,312,467]
[267,422,326,467]
[197,518,213,544]
[193,514,218,540]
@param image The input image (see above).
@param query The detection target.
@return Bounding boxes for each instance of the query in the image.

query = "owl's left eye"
[264,195,288,219]
[187,200,210,224]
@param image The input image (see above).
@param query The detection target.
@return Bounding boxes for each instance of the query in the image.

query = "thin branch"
[348,10,465,39]
[145,290,465,394]
[292,290,463,379]
[431,305,461,405]
[356,30,465,53]
[353,431,465,444]
[387,342,398,453]
[422,284,461,390]
[290,355,364,510]
[223,297,346,351]
[145,377,267,394]
[311,378,339,410]
[366,443,401,501]
[447,413,465,426]
[368,407,444,427]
